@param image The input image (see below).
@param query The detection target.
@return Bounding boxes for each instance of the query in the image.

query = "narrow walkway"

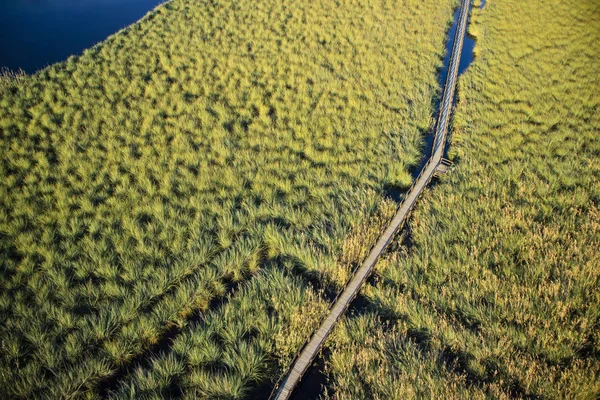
[270,1,472,398]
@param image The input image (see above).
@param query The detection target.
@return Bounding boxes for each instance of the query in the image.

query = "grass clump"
[0,0,457,397]
[0,68,25,93]
[112,269,327,399]
[326,0,600,398]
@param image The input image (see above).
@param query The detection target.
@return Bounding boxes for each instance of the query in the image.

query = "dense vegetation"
[326,0,600,398]
[0,0,456,397]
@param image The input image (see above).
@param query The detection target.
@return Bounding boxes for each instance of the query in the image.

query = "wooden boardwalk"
[270,1,472,398]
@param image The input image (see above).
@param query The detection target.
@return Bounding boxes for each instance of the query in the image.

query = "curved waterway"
[0,0,165,74]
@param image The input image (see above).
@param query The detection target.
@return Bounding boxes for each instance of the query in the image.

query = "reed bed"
[0,0,456,397]
[326,0,600,398]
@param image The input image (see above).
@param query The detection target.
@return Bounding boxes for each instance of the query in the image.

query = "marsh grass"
[325,0,600,398]
[112,269,328,399]
[0,68,25,93]
[0,0,457,397]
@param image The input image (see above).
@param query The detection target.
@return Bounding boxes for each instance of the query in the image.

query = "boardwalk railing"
[269,1,472,398]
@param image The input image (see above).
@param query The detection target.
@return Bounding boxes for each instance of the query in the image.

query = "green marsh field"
[0,0,456,397]
[1,0,599,398]
[325,0,600,398]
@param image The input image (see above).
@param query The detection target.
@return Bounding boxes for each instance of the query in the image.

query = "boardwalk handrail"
[432,0,470,157]
[269,1,472,398]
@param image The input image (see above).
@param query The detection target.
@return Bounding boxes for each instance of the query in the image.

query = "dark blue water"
[0,0,164,74]
[438,4,476,88]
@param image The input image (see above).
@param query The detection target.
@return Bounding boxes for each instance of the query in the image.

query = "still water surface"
[0,0,163,74]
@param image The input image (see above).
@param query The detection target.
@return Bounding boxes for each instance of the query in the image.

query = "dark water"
[438,5,476,89]
[289,355,328,400]
[0,0,164,74]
